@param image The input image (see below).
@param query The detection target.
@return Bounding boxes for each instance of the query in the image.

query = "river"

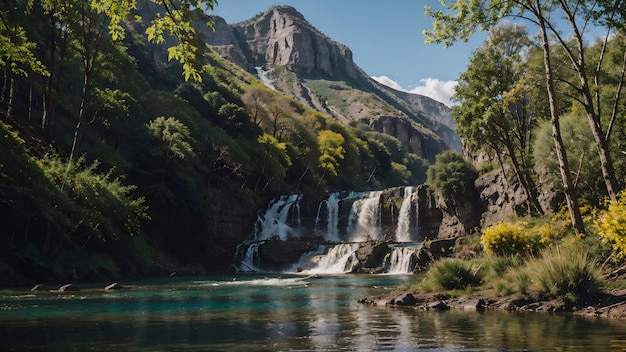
[2,274,626,351]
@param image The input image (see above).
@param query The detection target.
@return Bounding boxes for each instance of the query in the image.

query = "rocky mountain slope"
[204,6,461,161]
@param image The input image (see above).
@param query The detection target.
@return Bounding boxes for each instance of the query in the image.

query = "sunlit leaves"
[147,116,195,160]
[318,130,346,177]
[594,190,626,260]
[89,0,217,82]
[0,25,49,77]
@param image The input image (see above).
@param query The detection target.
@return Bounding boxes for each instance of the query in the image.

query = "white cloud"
[372,76,458,107]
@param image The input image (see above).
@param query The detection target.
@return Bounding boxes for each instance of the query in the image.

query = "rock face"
[203,5,460,160]
[370,116,447,162]
[231,6,358,80]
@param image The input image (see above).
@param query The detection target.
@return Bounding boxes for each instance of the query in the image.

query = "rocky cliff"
[204,6,460,160]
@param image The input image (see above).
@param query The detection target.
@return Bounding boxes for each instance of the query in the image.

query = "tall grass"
[425,259,483,290]
[527,246,604,304]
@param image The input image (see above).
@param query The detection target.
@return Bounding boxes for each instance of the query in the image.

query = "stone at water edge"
[30,284,47,291]
[58,283,80,292]
[105,282,123,290]
[394,293,417,306]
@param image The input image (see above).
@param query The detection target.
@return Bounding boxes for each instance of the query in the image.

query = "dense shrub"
[593,190,626,260]
[481,221,556,256]
[426,259,483,290]
[527,246,604,304]
[426,150,477,198]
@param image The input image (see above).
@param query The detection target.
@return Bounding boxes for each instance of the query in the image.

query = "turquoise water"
[2,274,626,351]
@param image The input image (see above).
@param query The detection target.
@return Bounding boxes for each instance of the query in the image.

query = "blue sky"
[210,1,487,106]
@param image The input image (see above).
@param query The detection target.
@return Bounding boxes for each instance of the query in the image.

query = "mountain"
[204,6,461,160]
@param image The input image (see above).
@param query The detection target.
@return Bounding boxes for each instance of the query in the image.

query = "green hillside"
[0,2,429,284]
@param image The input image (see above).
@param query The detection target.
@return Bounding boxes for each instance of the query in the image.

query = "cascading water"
[348,191,383,242]
[386,246,418,274]
[395,186,417,242]
[254,66,275,90]
[300,243,359,274]
[236,187,422,273]
[254,194,302,241]
[236,194,302,271]
[314,191,366,241]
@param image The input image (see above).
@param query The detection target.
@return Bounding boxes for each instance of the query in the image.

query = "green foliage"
[37,154,148,243]
[425,258,483,290]
[147,116,195,160]
[426,150,477,197]
[317,130,346,177]
[533,114,605,205]
[527,246,604,304]
[593,190,626,260]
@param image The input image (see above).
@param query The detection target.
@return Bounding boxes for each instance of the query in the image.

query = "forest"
[1,0,626,294]
[0,1,430,283]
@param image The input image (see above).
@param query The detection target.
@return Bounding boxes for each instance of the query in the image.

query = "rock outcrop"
[202,5,460,160]
[370,116,447,162]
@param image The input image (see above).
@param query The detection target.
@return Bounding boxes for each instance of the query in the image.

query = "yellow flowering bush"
[481,221,554,256]
[594,191,626,260]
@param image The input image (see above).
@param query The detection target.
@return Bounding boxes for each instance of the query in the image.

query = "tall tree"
[453,23,543,215]
[425,0,586,234]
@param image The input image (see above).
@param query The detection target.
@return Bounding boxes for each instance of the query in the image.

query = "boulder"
[30,284,47,291]
[105,282,123,290]
[356,241,390,269]
[427,301,450,311]
[394,293,417,306]
[58,284,80,292]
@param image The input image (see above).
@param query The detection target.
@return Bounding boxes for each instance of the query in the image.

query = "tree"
[453,23,543,215]
[426,150,478,199]
[92,0,218,82]
[424,0,594,234]
[317,130,346,178]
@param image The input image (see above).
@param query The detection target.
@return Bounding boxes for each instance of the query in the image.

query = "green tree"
[426,150,477,198]
[453,23,543,215]
[318,130,346,178]
[147,116,195,161]
[92,0,218,82]
[424,0,596,234]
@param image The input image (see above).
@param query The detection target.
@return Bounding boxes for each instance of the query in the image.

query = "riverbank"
[359,288,626,320]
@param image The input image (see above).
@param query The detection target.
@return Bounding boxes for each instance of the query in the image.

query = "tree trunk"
[538,15,585,234]
[560,0,619,202]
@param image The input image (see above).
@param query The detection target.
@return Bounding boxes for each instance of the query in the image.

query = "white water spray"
[301,243,359,274]
[254,66,275,90]
[254,194,301,241]
[395,186,417,242]
[387,247,417,274]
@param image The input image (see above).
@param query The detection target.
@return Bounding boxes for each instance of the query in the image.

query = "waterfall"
[254,194,301,241]
[395,186,417,242]
[347,191,383,242]
[314,191,366,242]
[301,243,359,274]
[254,66,275,90]
[236,241,262,272]
[387,247,417,274]
[235,188,423,273]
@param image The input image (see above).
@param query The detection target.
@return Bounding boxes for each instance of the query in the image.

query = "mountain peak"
[226,5,358,80]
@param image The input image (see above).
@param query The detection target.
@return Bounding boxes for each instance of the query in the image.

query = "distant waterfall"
[254,194,301,241]
[236,241,262,272]
[314,191,366,241]
[395,186,417,242]
[254,66,275,90]
[235,187,423,273]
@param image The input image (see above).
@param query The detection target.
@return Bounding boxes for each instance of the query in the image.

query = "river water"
[2,274,626,351]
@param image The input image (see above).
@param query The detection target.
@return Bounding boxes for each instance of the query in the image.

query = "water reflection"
[1,275,626,351]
